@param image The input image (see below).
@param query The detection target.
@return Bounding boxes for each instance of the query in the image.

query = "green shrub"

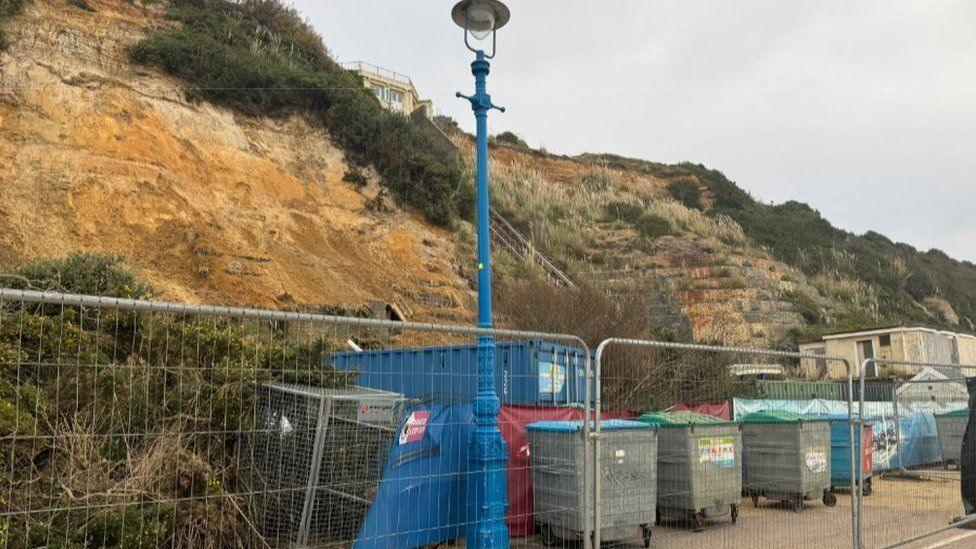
[634,213,673,240]
[722,275,747,290]
[786,289,824,325]
[130,0,470,226]
[0,0,30,51]
[579,170,614,192]
[342,167,368,187]
[7,252,156,298]
[604,200,644,224]
[67,0,95,12]
[495,131,528,149]
[906,271,937,301]
[667,179,703,210]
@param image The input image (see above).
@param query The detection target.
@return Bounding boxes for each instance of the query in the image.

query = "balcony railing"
[340,61,413,86]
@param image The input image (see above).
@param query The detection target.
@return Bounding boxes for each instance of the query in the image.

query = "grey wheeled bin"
[741,410,836,512]
[526,420,658,547]
[935,408,970,468]
[638,411,741,531]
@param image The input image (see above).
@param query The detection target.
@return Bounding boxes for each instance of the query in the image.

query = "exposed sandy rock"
[0,0,473,323]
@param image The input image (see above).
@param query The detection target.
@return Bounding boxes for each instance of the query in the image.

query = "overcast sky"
[295,1,976,262]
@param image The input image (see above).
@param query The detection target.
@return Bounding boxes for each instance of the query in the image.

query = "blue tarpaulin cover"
[354,403,473,549]
[734,398,961,470]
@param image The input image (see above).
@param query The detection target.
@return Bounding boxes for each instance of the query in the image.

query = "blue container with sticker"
[328,340,591,406]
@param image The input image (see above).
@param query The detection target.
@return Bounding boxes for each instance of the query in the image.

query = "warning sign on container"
[399,410,430,445]
[698,437,735,468]
[357,400,398,424]
[538,362,567,394]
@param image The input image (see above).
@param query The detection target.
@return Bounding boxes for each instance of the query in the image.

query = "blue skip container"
[329,340,591,405]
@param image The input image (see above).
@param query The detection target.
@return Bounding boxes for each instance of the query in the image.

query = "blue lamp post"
[452,1,511,547]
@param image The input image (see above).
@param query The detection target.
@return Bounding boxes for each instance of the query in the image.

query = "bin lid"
[741,410,824,424]
[935,407,971,418]
[637,411,734,428]
[526,419,654,433]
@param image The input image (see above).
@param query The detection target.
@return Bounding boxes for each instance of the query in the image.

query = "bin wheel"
[863,479,873,497]
[751,493,760,508]
[731,504,739,524]
[539,524,557,547]
[693,512,706,532]
[642,524,652,548]
[823,491,838,508]
[655,509,662,526]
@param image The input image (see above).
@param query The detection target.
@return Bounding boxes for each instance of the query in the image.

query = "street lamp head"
[452,0,510,41]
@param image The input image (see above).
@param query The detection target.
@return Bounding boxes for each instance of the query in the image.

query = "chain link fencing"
[0,288,596,548]
[854,358,976,549]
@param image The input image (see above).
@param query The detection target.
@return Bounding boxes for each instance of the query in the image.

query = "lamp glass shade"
[466,4,495,41]
[452,1,510,39]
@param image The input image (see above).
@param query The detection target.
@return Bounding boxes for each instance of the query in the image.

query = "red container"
[862,425,874,475]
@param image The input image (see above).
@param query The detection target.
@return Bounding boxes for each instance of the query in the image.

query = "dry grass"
[811,270,881,319]
[489,162,749,272]
[642,199,746,244]
[489,162,610,266]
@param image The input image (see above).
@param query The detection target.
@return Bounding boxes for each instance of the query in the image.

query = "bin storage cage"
[526,420,657,547]
[249,383,406,546]
[638,411,742,530]
[329,339,591,405]
[934,407,970,467]
[741,411,836,511]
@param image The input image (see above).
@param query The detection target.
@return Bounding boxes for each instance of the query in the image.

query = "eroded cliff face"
[0,0,473,323]
[471,141,823,348]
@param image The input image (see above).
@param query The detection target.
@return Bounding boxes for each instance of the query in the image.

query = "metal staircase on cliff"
[488,207,576,288]
[411,117,574,289]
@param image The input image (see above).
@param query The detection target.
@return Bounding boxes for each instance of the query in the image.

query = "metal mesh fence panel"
[0,289,592,548]
[854,358,976,549]
[594,338,859,548]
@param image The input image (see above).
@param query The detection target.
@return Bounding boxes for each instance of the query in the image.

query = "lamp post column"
[463,49,509,549]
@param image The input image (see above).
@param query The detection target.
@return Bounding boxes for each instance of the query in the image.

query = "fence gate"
[591,338,859,549]
[854,358,976,549]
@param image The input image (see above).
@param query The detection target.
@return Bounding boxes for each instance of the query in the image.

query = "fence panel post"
[855,356,976,549]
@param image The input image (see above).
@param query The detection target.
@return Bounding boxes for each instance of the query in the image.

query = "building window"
[879,334,892,348]
[372,85,385,100]
[388,89,404,111]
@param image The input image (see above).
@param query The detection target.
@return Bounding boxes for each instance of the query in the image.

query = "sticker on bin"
[805,449,828,473]
[538,362,566,394]
[398,410,430,445]
[698,437,735,468]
